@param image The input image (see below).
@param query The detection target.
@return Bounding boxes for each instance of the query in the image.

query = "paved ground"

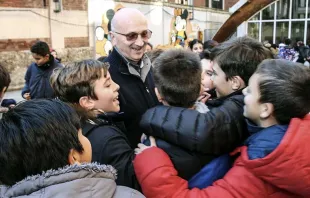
[3,90,24,103]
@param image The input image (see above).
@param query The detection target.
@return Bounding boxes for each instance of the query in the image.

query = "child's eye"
[206,71,213,76]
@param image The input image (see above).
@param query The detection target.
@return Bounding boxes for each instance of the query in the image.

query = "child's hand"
[23,93,31,100]
[198,88,211,103]
[135,136,157,155]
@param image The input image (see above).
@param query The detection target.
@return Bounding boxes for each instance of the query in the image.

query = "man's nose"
[135,35,145,46]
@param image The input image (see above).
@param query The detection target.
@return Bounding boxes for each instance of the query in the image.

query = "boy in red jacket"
[134,59,310,198]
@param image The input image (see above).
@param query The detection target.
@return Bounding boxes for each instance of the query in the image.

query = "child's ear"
[155,88,163,103]
[260,103,274,119]
[231,76,245,91]
[79,96,95,110]
[68,149,81,165]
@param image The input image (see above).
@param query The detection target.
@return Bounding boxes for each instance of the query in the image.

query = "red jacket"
[134,115,310,198]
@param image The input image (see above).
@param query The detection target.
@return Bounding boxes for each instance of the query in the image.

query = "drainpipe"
[47,0,53,48]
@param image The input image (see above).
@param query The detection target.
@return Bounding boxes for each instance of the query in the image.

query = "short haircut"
[256,59,310,124]
[30,41,50,56]
[0,99,83,185]
[210,36,274,85]
[284,38,291,45]
[0,64,11,92]
[203,40,219,50]
[146,49,164,63]
[153,49,201,108]
[199,49,211,60]
[189,39,203,50]
[50,59,109,120]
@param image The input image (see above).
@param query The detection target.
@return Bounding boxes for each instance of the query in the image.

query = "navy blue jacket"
[140,90,248,180]
[22,57,61,99]
[104,49,159,148]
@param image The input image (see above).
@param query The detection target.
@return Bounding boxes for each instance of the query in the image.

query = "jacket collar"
[1,163,117,197]
[111,48,152,82]
[207,89,244,107]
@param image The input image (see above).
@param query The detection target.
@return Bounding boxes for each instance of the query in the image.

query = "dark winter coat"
[140,90,248,179]
[81,114,140,190]
[21,57,61,99]
[104,48,159,148]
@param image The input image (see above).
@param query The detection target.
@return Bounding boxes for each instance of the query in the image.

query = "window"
[248,23,260,40]
[212,0,223,9]
[292,0,306,19]
[276,22,289,44]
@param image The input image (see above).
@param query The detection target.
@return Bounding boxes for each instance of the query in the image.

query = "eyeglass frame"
[112,29,152,41]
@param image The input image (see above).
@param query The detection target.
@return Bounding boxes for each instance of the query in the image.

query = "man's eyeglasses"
[113,30,152,41]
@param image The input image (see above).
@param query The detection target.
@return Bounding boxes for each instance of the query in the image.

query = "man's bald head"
[111,8,147,32]
[109,8,150,62]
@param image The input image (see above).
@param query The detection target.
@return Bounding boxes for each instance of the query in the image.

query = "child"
[0,99,144,197]
[50,59,140,190]
[199,50,216,101]
[139,36,273,181]
[134,59,310,198]
[189,39,203,54]
[22,41,61,100]
[0,64,11,115]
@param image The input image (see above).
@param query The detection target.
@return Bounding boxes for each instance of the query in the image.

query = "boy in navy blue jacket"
[22,41,61,100]
[140,37,274,184]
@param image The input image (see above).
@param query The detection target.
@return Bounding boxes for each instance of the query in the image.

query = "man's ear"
[260,103,274,119]
[79,96,95,110]
[109,32,116,46]
[0,87,7,100]
[231,76,245,91]
[155,88,164,103]
[68,149,81,165]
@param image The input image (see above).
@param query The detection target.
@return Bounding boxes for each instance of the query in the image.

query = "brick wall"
[62,0,87,11]
[64,37,89,48]
[194,0,206,7]
[225,0,239,10]
[0,38,51,52]
[0,0,48,8]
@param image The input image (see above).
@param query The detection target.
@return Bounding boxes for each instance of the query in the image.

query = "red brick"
[62,0,87,11]
[225,0,239,10]
[64,37,89,48]
[0,0,48,8]
[0,38,51,52]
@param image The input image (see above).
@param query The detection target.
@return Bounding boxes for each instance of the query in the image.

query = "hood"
[242,115,310,196]
[1,163,117,197]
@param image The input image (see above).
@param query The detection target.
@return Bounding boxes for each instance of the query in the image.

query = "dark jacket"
[140,90,248,179]
[22,57,61,99]
[104,48,159,148]
[81,114,140,191]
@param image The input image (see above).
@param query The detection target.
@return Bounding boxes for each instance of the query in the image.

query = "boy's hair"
[210,36,274,85]
[30,41,50,56]
[189,39,202,50]
[256,59,310,124]
[284,38,292,45]
[50,59,109,120]
[199,49,211,60]
[0,64,11,92]
[153,49,201,108]
[203,40,219,50]
[0,99,83,185]
[50,59,109,103]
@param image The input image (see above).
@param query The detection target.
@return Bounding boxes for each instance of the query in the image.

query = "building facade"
[235,0,310,44]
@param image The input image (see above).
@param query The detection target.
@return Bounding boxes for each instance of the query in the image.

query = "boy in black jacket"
[22,41,61,100]
[140,36,274,182]
[50,59,140,190]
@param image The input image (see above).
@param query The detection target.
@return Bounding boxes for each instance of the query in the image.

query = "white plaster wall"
[0,7,50,39]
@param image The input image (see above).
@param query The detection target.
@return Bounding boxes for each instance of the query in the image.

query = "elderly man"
[105,8,159,148]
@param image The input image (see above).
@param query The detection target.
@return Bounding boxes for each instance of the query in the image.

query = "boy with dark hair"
[0,64,11,114]
[21,41,61,100]
[153,49,208,112]
[139,36,273,182]
[0,99,144,197]
[0,64,11,99]
[50,59,140,190]
[279,38,296,61]
[134,59,310,198]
